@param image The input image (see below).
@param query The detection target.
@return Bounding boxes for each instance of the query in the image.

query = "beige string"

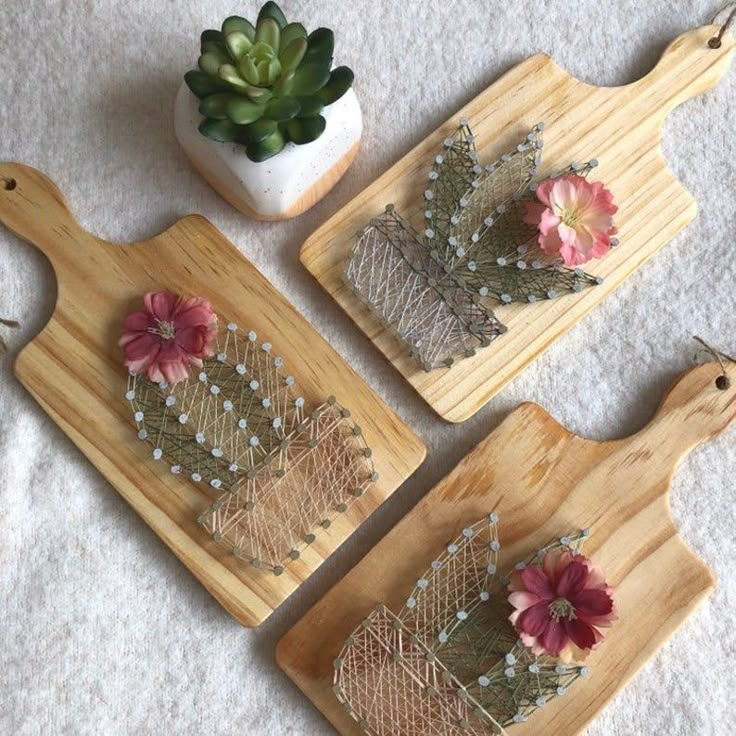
[694,336,734,390]
[126,323,376,574]
[709,3,736,48]
[335,519,591,735]
[0,317,20,353]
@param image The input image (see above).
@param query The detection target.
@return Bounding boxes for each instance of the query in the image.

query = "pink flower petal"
[523,201,547,227]
[122,333,159,361]
[157,341,185,363]
[581,559,608,589]
[161,357,190,384]
[578,208,613,232]
[146,362,165,383]
[540,620,568,655]
[516,601,551,637]
[508,591,541,612]
[122,310,155,335]
[519,631,546,657]
[559,240,590,267]
[572,225,596,255]
[144,291,177,321]
[556,221,578,248]
[520,565,555,599]
[556,560,589,598]
[174,303,217,331]
[534,179,556,207]
[175,326,206,354]
[538,227,563,256]
[563,617,597,651]
[538,208,561,237]
[588,232,612,261]
[549,178,578,214]
[126,351,156,376]
[573,588,614,618]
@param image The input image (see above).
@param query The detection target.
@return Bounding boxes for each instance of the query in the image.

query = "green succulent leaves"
[286,115,326,144]
[184,2,354,162]
[319,66,354,105]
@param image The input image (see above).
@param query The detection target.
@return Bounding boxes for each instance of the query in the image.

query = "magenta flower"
[508,548,616,662]
[119,291,218,384]
[523,174,618,267]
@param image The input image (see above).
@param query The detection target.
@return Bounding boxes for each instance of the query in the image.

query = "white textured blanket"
[0,1,733,734]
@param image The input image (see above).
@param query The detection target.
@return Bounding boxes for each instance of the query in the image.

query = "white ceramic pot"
[174,83,362,220]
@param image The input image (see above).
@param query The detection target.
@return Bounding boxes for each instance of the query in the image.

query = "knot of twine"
[709,3,736,48]
[0,317,19,353]
[694,336,734,390]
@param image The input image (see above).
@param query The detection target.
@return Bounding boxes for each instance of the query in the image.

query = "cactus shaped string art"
[344,120,619,372]
[333,515,616,735]
[121,292,376,575]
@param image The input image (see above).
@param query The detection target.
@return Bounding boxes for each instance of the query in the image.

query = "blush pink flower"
[523,174,618,267]
[119,291,218,384]
[508,548,616,663]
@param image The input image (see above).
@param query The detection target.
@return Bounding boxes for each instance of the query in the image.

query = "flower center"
[149,319,176,340]
[548,597,576,621]
[561,208,580,228]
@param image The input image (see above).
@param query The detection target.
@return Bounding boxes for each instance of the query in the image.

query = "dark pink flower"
[523,174,618,267]
[119,291,217,384]
[508,548,616,662]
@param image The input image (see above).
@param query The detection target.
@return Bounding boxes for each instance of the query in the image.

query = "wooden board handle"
[631,359,735,463]
[622,26,735,121]
[0,162,93,269]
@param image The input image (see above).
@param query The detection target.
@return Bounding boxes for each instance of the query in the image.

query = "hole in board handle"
[2,178,16,191]
[715,374,730,390]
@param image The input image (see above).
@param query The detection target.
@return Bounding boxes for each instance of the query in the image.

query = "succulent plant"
[185,2,354,162]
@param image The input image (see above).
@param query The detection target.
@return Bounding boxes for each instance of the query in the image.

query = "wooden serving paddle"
[300,25,734,422]
[0,165,426,627]
[278,359,735,734]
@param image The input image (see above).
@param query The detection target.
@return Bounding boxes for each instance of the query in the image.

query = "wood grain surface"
[277,359,736,735]
[300,25,734,423]
[0,165,426,627]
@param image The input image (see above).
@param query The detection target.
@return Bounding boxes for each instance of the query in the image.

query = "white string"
[127,323,375,574]
[334,518,590,734]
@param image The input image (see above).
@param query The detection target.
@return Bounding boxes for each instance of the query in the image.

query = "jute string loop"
[709,3,736,48]
[0,317,20,353]
[694,336,734,390]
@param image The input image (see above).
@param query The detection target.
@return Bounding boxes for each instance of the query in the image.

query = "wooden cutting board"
[0,165,426,627]
[300,25,734,423]
[278,360,735,734]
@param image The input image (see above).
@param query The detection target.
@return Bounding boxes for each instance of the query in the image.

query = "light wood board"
[278,360,736,734]
[0,164,426,627]
[300,25,734,423]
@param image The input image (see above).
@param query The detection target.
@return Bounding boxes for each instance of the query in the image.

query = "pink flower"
[508,548,616,662]
[523,174,618,267]
[119,291,218,384]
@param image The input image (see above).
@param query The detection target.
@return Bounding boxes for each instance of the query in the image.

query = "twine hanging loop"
[0,317,20,353]
[709,3,736,48]
[694,336,734,390]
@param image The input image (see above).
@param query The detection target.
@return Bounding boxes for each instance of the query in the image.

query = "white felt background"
[0,1,734,734]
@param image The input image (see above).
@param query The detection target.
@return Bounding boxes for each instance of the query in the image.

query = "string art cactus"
[344,120,619,371]
[126,320,376,575]
[333,517,595,734]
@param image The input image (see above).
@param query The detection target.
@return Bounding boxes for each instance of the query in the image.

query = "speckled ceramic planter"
[174,84,362,221]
